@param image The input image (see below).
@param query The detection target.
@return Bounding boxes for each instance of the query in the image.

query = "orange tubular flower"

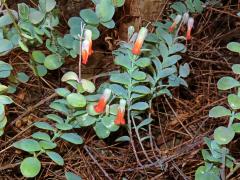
[114,99,127,125]
[94,89,112,113]
[81,39,90,64]
[81,29,93,65]
[186,17,194,41]
[132,27,148,55]
[84,29,93,55]
[168,15,182,32]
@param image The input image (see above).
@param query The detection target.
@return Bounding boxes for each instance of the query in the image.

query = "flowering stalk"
[114,99,126,125]
[168,15,182,32]
[132,27,148,55]
[186,17,194,40]
[94,89,111,113]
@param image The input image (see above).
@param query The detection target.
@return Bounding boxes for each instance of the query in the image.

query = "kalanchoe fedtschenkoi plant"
[195,40,240,180]
[132,27,148,55]
[5,0,203,178]
[168,14,182,32]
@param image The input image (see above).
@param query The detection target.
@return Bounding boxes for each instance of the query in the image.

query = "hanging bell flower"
[132,27,148,55]
[81,29,93,64]
[186,17,194,40]
[114,99,127,125]
[168,14,182,32]
[94,89,112,113]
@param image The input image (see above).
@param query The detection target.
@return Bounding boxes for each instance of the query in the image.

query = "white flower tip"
[103,88,112,100]
[188,17,194,28]
[183,12,189,24]
[175,15,182,24]
[120,99,127,107]
[82,39,90,51]
[138,27,148,40]
[119,99,126,111]
[84,29,92,41]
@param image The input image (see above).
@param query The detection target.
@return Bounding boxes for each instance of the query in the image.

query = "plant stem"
[126,54,142,166]
[78,23,85,82]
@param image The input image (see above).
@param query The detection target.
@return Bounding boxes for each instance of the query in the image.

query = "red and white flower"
[168,15,182,32]
[132,27,148,55]
[114,99,127,125]
[186,17,194,40]
[81,29,93,64]
[94,89,112,113]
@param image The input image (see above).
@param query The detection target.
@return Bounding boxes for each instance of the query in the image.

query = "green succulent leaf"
[227,42,240,53]
[39,0,56,12]
[44,54,63,70]
[135,58,151,68]
[61,133,83,144]
[66,93,86,108]
[32,51,45,64]
[13,139,41,152]
[94,122,110,139]
[232,123,240,133]
[102,116,119,132]
[39,140,57,150]
[131,102,149,111]
[195,165,220,180]
[115,136,130,142]
[114,54,131,69]
[0,39,13,54]
[101,19,115,29]
[209,106,231,118]
[179,63,190,78]
[36,65,47,77]
[32,132,51,141]
[20,157,41,178]
[109,84,128,98]
[110,73,131,85]
[65,172,82,180]
[96,0,115,22]
[0,61,12,78]
[132,85,151,94]
[17,72,29,83]
[214,126,235,145]
[46,151,64,165]
[217,76,240,90]
[34,122,55,131]
[228,94,240,110]
[0,95,13,104]
[232,64,240,75]
[55,88,71,97]
[61,71,79,82]
[29,8,45,24]
[46,114,64,124]
[81,79,95,93]
[132,71,146,81]
[80,9,99,25]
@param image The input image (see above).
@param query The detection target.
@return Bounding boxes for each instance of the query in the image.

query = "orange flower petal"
[186,29,192,40]
[132,40,142,55]
[82,50,89,64]
[94,97,106,113]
